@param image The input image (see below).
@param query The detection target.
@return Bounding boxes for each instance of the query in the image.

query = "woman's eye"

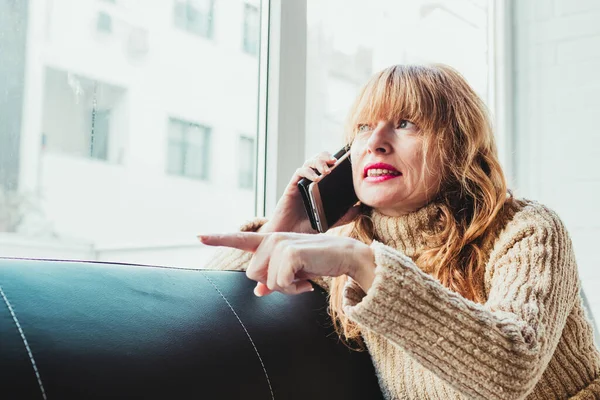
[397,120,415,129]
[357,124,371,133]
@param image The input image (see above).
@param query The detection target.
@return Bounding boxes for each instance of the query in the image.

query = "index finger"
[198,232,265,253]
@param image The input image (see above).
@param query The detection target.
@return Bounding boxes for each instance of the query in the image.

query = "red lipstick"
[363,162,402,183]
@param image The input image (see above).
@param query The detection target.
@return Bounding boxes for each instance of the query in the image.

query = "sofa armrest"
[0,258,383,399]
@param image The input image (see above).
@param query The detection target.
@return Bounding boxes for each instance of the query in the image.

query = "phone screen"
[317,153,358,230]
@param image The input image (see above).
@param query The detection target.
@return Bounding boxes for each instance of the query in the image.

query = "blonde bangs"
[345,65,446,144]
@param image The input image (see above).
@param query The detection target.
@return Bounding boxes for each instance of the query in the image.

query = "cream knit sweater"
[203,198,600,399]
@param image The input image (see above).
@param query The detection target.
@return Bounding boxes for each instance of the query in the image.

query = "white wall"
[513,0,600,321]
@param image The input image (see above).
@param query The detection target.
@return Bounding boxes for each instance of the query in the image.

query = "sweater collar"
[369,201,443,262]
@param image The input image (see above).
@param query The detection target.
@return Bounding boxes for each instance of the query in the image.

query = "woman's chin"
[357,190,418,213]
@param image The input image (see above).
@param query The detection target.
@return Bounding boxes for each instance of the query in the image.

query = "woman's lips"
[364,175,401,183]
[363,162,401,177]
[363,162,402,182]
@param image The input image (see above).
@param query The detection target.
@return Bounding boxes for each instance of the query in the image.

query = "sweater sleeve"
[341,207,580,400]
[201,218,332,292]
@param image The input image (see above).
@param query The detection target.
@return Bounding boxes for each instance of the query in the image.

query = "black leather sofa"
[0,257,384,399]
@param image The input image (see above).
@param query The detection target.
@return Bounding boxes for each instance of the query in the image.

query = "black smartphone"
[297,146,359,233]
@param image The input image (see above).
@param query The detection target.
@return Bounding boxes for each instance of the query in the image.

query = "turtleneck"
[369,201,442,262]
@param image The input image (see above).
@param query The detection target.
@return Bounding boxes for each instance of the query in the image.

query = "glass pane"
[305,0,491,158]
[167,141,184,175]
[0,0,261,268]
[173,1,189,32]
[184,126,209,180]
[186,123,208,146]
[238,135,255,189]
[90,110,110,160]
[168,118,186,140]
[243,3,260,56]
[175,0,214,38]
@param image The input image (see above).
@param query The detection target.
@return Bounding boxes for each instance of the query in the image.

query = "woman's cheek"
[351,160,363,186]
[353,180,370,205]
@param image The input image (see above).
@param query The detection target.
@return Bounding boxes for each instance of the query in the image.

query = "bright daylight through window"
[0,0,260,268]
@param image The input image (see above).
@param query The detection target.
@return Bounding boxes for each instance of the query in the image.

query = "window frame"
[255,0,307,218]
[489,0,514,188]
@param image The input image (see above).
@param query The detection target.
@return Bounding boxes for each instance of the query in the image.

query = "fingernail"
[197,235,206,242]
[253,287,263,297]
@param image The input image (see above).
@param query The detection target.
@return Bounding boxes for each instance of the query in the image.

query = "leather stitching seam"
[200,273,275,400]
[0,285,48,400]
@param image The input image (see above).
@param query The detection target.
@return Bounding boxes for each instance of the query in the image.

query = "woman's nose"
[366,121,393,154]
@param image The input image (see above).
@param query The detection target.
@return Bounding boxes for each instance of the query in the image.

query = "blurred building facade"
[1,0,262,267]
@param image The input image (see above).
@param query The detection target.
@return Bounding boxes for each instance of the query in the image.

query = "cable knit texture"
[202,199,600,399]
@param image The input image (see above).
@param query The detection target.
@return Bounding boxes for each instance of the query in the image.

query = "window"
[0,0,260,267]
[89,109,110,160]
[174,0,215,38]
[96,12,113,33]
[238,135,255,189]
[0,0,260,268]
[167,118,211,180]
[41,68,125,163]
[242,3,259,56]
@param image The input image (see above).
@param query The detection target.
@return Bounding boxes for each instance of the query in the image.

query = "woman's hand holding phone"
[260,151,341,234]
[201,152,360,296]
[250,150,362,296]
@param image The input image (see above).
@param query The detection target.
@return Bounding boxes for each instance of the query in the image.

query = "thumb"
[254,281,314,297]
[254,282,274,297]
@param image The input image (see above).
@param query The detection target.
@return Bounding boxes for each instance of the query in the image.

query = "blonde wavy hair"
[329,64,512,350]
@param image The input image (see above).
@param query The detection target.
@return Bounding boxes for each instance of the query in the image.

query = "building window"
[242,3,259,56]
[167,118,211,180]
[41,68,125,163]
[89,109,110,160]
[238,135,255,189]
[174,0,214,39]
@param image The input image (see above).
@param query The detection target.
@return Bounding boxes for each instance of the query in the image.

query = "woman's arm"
[342,206,579,400]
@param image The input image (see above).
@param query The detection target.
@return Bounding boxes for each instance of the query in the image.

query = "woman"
[200,64,600,399]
